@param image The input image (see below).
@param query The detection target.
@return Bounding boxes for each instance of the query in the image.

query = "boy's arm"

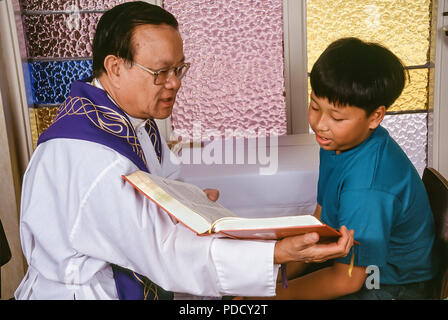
[274,262,366,300]
[313,203,322,220]
[277,261,308,283]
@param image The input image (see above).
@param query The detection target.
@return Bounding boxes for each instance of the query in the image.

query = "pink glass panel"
[20,0,128,11]
[164,0,287,140]
[23,13,101,58]
[382,113,428,177]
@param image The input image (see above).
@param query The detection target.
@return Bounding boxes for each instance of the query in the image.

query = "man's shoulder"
[32,138,136,174]
[37,137,120,155]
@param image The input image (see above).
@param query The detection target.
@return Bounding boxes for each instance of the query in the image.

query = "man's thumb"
[304,232,319,245]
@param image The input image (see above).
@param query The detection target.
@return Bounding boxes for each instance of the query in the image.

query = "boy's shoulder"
[335,126,417,191]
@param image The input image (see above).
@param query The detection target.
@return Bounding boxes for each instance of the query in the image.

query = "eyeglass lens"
[155,64,189,85]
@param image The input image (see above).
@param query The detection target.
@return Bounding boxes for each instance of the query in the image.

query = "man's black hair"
[310,37,407,116]
[92,1,179,78]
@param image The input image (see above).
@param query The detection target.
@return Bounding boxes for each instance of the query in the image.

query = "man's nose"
[164,74,181,90]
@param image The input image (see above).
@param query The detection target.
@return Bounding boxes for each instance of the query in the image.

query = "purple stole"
[38,79,172,300]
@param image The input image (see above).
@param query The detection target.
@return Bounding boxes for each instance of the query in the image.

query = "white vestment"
[14,82,280,300]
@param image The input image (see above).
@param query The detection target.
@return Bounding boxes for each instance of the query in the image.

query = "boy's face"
[308,92,384,154]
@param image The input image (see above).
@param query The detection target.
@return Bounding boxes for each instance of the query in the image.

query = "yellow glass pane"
[306,68,428,112]
[30,107,59,149]
[306,0,432,70]
[390,69,428,112]
[29,109,39,150]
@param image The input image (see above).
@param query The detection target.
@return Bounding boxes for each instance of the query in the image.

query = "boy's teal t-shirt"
[318,126,438,285]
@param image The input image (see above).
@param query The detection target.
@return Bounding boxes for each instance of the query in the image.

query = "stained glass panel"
[29,106,59,148]
[29,60,93,104]
[20,0,128,11]
[23,13,101,58]
[391,69,429,112]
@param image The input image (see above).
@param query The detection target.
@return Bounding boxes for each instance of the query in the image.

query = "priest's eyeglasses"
[133,62,191,85]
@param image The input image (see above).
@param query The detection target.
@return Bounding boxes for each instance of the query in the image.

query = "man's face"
[308,92,380,154]
[116,24,184,119]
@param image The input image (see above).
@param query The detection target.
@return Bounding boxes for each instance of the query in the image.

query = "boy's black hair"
[92,1,179,78]
[310,37,407,116]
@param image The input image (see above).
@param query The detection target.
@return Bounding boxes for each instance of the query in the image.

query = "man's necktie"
[111,265,173,300]
[145,119,162,163]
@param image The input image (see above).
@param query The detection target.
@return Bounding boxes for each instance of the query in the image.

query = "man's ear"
[103,55,122,88]
[368,105,386,130]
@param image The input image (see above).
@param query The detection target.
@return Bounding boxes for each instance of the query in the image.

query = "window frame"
[283,0,309,134]
[432,0,448,177]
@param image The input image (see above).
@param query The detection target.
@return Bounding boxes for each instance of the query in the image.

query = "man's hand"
[273,226,354,264]
[203,188,219,202]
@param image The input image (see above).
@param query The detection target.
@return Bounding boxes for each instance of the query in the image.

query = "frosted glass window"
[20,0,128,11]
[306,0,434,174]
[382,113,428,176]
[163,0,286,140]
[306,0,432,68]
[306,0,432,113]
[307,68,429,112]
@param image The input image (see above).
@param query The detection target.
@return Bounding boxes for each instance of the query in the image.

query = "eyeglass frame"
[132,61,191,85]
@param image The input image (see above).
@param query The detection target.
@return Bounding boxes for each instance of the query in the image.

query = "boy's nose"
[315,115,330,132]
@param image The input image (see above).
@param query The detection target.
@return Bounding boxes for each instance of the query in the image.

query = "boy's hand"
[273,226,354,264]
[203,188,220,202]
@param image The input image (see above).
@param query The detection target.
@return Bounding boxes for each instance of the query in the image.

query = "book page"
[212,215,333,240]
[149,174,238,222]
[124,171,237,234]
[213,215,322,232]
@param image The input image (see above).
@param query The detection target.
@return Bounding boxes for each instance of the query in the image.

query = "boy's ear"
[368,106,386,130]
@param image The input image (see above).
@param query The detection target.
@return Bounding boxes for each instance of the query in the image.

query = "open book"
[123,170,344,241]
